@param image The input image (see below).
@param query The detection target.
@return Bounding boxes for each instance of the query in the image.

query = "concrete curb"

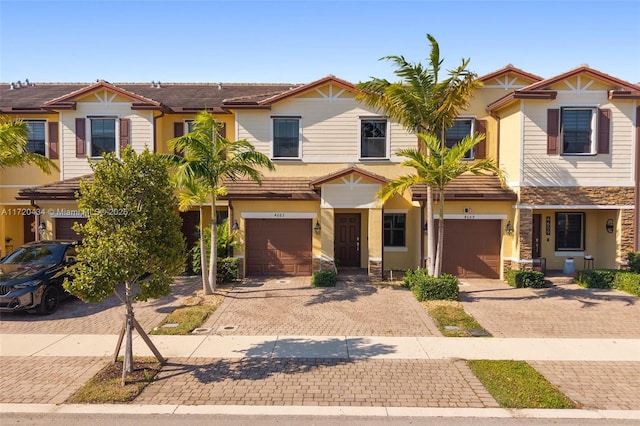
[2,404,640,420]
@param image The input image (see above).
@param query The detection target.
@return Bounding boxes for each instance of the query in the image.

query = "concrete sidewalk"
[1,333,639,361]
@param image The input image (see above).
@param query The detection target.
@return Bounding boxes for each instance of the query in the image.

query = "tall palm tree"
[163,111,275,294]
[0,116,58,173]
[356,34,480,275]
[378,133,504,277]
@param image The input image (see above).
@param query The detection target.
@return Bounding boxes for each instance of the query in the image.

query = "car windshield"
[1,244,66,265]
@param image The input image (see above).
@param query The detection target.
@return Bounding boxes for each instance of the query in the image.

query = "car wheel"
[37,286,59,315]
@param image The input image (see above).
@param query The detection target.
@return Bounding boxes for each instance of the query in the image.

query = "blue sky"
[1,0,639,85]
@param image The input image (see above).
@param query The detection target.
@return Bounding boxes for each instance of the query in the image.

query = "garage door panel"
[55,218,87,241]
[246,219,312,276]
[441,220,500,279]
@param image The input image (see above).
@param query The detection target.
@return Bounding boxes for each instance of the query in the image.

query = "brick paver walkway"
[459,279,640,338]
[0,276,201,335]
[137,358,498,408]
[530,361,640,410]
[202,276,439,336]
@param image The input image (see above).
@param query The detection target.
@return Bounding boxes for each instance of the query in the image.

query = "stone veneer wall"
[312,257,335,273]
[620,210,635,258]
[369,260,382,284]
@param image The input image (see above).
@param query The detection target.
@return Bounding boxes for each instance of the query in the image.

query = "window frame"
[88,116,118,158]
[359,117,390,160]
[560,106,598,155]
[271,116,302,159]
[555,212,585,251]
[444,118,475,160]
[383,212,407,248]
[24,120,47,157]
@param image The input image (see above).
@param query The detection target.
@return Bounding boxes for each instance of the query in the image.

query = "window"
[561,108,596,154]
[25,121,46,156]
[273,117,300,158]
[555,212,585,251]
[361,119,387,158]
[384,213,406,247]
[445,119,473,159]
[90,117,116,157]
[185,120,195,133]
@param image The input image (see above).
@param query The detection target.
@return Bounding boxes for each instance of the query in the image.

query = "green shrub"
[613,272,640,297]
[506,270,545,288]
[627,252,640,273]
[311,270,337,287]
[192,219,240,273]
[404,269,459,301]
[216,257,239,283]
[575,269,617,288]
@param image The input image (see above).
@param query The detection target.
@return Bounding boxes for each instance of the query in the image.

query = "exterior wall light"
[38,222,46,235]
[606,219,614,233]
[232,220,239,231]
[423,222,428,233]
[314,221,321,234]
[505,220,514,235]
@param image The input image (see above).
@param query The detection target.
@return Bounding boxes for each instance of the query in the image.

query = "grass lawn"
[66,358,162,403]
[423,300,491,337]
[468,360,577,409]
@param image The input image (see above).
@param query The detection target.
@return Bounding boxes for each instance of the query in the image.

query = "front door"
[180,211,200,274]
[24,216,35,243]
[334,213,360,267]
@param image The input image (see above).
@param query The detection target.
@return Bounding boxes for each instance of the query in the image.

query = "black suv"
[0,241,78,315]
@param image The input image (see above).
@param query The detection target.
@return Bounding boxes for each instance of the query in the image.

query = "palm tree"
[0,116,58,173]
[163,111,275,294]
[378,133,504,277]
[356,34,480,275]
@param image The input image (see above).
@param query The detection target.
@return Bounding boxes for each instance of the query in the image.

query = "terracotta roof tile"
[410,174,516,201]
[221,178,319,200]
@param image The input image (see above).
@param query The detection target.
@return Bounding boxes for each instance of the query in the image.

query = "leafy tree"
[65,148,185,385]
[0,116,58,173]
[378,133,504,277]
[192,219,241,273]
[356,34,479,275]
[163,111,274,294]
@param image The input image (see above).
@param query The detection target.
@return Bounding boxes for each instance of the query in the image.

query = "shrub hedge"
[403,269,459,301]
[311,270,337,287]
[506,270,545,288]
[575,269,617,288]
[627,251,640,273]
[614,272,640,297]
[217,258,239,283]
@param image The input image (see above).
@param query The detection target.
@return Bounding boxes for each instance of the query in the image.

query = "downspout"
[420,200,425,268]
[229,200,235,257]
[489,111,501,169]
[152,109,165,153]
[31,200,41,242]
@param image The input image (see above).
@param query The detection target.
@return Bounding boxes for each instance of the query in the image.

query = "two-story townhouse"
[0,80,297,260]
[488,66,640,272]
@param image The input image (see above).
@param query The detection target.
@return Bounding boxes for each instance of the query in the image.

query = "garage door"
[55,218,87,241]
[246,219,312,276]
[441,220,500,279]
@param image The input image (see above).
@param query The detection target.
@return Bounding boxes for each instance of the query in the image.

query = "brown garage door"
[55,218,87,241]
[246,219,312,276]
[441,219,500,279]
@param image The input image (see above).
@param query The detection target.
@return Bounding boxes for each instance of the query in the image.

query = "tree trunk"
[434,189,446,278]
[121,281,134,386]
[426,186,435,275]
[207,193,217,293]
[199,205,212,295]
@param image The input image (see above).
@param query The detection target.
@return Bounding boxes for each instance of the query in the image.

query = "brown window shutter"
[217,121,227,138]
[474,119,487,159]
[48,122,59,159]
[173,122,184,156]
[75,118,86,158]
[597,109,611,154]
[547,109,559,154]
[119,118,131,149]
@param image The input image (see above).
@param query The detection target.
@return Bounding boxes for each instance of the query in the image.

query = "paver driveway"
[459,279,640,338]
[202,275,440,336]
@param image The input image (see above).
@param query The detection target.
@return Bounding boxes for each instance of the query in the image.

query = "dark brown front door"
[532,214,541,258]
[334,213,360,267]
[23,216,36,243]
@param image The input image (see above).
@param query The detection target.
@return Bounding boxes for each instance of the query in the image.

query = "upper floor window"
[561,107,596,154]
[361,118,388,159]
[556,212,585,251]
[25,121,46,156]
[90,117,116,157]
[384,213,406,247]
[445,119,474,160]
[272,117,300,158]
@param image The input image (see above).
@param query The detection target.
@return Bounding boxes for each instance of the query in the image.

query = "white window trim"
[87,116,119,159]
[24,119,48,157]
[447,117,475,160]
[560,106,598,155]
[184,119,194,134]
[271,116,302,160]
[359,116,390,160]
[383,211,407,249]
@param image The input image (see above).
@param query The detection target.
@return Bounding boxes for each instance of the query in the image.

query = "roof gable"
[254,75,356,106]
[477,65,543,88]
[43,80,161,108]
[522,66,640,92]
[310,166,388,187]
